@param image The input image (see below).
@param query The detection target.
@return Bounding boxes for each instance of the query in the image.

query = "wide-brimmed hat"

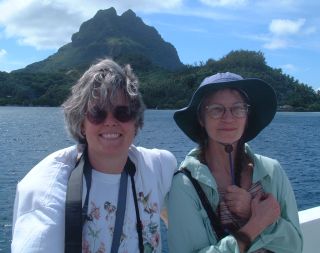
[174,72,277,143]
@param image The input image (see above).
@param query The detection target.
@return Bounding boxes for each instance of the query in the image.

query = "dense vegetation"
[140,50,320,111]
[0,70,78,106]
[0,8,319,111]
[1,50,319,110]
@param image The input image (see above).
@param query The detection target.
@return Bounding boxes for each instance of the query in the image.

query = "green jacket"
[167,145,303,253]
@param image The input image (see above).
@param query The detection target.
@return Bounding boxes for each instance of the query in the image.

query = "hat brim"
[174,78,277,143]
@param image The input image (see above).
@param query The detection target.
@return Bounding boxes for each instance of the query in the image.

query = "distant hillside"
[18,8,183,73]
[140,50,320,111]
[2,50,319,110]
[1,9,319,111]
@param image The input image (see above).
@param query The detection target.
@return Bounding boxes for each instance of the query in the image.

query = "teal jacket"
[167,145,303,253]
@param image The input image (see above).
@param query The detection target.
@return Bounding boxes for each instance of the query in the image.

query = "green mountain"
[1,9,319,110]
[19,8,183,73]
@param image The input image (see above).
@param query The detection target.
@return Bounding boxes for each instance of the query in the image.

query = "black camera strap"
[174,167,227,240]
[65,152,144,253]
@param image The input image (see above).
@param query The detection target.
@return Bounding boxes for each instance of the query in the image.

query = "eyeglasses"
[86,105,137,124]
[205,102,250,119]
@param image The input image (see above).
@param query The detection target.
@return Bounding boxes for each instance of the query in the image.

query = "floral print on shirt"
[83,190,161,253]
[138,191,160,252]
[83,201,105,253]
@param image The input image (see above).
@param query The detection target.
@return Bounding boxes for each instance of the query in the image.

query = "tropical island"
[0,8,319,111]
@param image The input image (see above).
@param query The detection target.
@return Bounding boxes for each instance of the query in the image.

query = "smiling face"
[199,88,248,146]
[82,92,136,161]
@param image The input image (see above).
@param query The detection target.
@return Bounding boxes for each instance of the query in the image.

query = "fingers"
[226,184,241,193]
[251,192,261,207]
[224,188,252,219]
[263,194,281,217]
[225,186,248,200]
[259,192,269,201]
[225,186,280,223]
[224,187,250,203]
[250,192,281,227]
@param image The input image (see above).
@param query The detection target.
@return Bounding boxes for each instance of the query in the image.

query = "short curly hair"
[62,58,145,143]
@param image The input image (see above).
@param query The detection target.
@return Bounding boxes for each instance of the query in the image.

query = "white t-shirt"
[11,145,177,253]
[83,168,161,253]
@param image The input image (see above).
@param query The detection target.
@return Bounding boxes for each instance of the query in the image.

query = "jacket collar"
[245,144,269,183]
[180,148,218,189]
[180,144,269,188]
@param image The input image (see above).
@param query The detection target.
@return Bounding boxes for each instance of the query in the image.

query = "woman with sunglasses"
[11,58,177,253]
[167,72,302,253]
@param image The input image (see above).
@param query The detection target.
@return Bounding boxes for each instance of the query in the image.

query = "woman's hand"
[250,192,280,229]
[236,192,281,252]
[224,185,252,219]
[240,192,280,241]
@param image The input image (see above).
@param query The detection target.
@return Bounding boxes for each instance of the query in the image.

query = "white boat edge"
[299,206,320,253]
[3,206,319,251]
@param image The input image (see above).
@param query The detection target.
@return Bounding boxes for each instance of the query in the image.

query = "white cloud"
[0,0,318,55]
[0,0,86,49]
[269,18,306,36]
[0,49,7,58]
[199,0,248,7]
[0,0,183,50]
[263,38,288,50]
[255,0,298,10]
[263,18,317,50]
[110,0,183,12]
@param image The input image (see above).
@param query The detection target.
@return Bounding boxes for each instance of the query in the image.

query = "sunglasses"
[205,102,250,119]
[86,105,137,124]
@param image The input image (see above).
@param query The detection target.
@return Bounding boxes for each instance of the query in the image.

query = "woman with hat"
[167,72,302,253]
[11,58,177,253]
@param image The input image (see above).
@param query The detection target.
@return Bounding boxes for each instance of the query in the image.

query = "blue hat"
[174,72,277,143]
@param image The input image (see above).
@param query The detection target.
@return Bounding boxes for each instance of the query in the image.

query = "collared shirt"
[168,144,303,253]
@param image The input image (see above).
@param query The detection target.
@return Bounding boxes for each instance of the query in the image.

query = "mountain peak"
[121,9,136,18]
[21,8,183,72]
[96,7,117,17]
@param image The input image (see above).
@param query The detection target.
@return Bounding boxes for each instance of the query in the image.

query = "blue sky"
[0,0,319,90]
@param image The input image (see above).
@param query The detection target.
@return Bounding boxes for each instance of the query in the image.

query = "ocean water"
[1,107,320,252]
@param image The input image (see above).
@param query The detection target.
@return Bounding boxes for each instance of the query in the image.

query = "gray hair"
[62,58,145,143]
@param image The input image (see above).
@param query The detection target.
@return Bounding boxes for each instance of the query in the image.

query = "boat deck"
[299,206,320,253]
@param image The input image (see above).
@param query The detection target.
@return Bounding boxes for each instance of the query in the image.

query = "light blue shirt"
[168,144,303,253]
